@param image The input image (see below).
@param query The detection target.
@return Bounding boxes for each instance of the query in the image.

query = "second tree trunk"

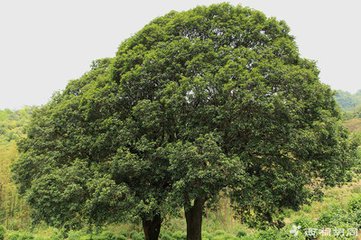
[142,213,162,240]
[185,198,205,240]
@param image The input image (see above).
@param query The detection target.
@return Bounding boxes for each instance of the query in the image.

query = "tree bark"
[185,198,205,240]
[142,213,162,240]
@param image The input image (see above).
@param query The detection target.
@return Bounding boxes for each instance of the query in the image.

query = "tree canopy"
[12,3,357,240]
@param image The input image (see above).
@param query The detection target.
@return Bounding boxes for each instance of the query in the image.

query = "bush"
[349,195,361,213]
[348,195,361,229]
[236,230,247,238]
[293,217,317,230]
[317,197,361,231]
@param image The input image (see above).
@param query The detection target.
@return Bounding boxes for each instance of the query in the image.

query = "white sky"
[1,0,360,109]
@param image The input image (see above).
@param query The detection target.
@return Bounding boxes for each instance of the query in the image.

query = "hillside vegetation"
[335,90,361,111]
[335,90,361,120]
[0,109,33,231]
[0,108,34,144]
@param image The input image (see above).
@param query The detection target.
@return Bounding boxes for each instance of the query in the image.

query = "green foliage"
[0,142,30,229]
[67,231,128,240]
[0,107,34,144]
[0,108,32,230]
[3,176,361,239]
[12,60,135,231]
[293,217,317,230]
[352,106,361,119]
[7,231,34,240]
[236,230,246,238]
[316,195,361,230]
[169,231,185,240]
[128,231,143,240]
[253,228,300,240]
[349,197,361,229]
[165,134,244,209]
[0,225,5,240]
[11,3,358,239]
[334,90,361,119]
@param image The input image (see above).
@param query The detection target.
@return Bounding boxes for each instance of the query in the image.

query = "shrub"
[349,195,361,213]
[293,217,317,230]
[236,230,247,238]
[348,195,361,228]
[317,205,358,231]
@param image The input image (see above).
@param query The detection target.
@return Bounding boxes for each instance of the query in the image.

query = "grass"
[286,179,361,223]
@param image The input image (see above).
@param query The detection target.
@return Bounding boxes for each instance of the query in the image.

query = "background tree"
[13,3,357,240]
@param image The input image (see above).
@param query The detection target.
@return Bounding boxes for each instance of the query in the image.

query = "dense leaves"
[12,3,357,239]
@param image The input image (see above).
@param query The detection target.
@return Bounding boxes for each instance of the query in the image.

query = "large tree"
[13,3,356,240]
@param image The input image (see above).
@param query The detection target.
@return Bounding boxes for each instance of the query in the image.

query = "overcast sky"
[1,0,360,109]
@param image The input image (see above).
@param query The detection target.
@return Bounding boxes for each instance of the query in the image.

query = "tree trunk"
[185,198,205,240]
[142,213,162,240]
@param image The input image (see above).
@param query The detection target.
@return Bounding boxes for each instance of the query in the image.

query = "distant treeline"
[0,107,34,144]
[335,90,361,119]
[0,107,34,229]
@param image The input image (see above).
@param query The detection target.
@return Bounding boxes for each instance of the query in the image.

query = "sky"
[0,0,360,109]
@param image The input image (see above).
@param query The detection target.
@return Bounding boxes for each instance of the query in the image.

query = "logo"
[290,225,301,236]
